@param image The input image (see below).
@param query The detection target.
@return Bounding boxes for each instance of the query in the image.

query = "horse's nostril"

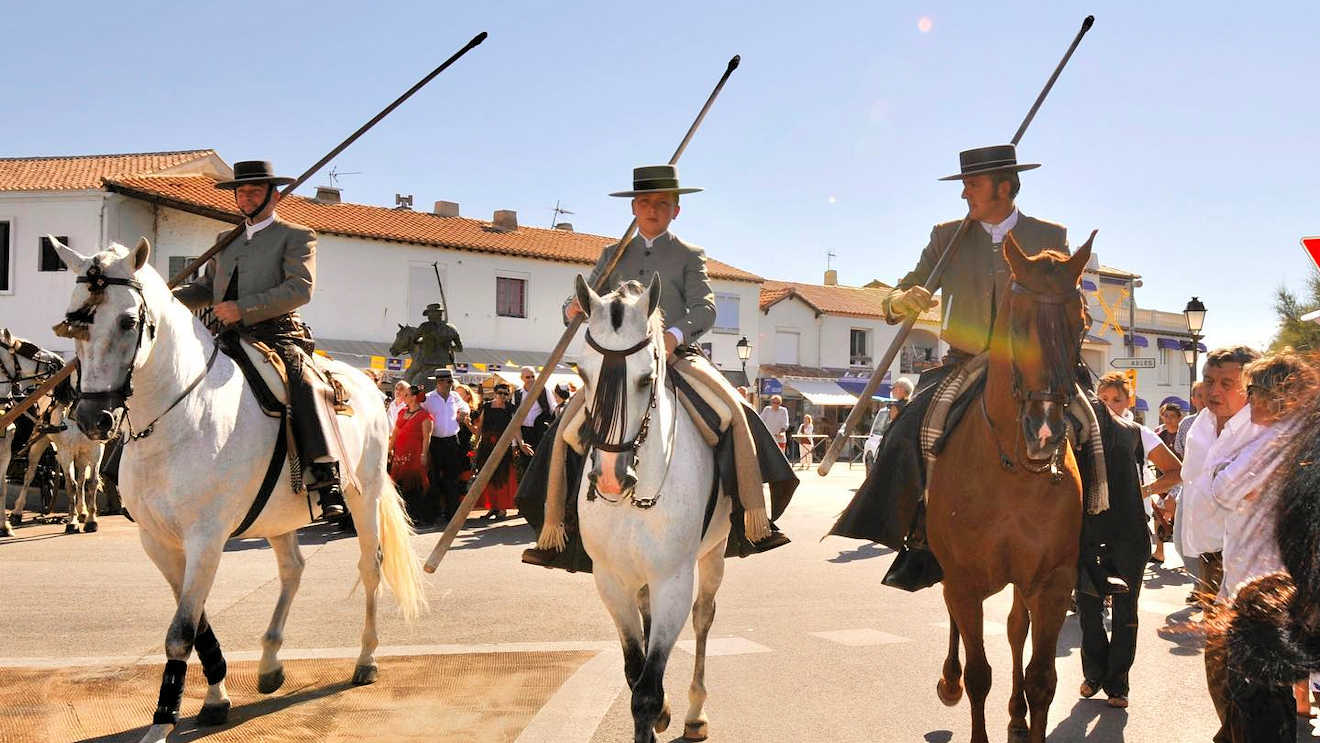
[96,411,115,433]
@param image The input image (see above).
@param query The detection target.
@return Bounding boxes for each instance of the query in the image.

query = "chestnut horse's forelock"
[1008,286,1085,399]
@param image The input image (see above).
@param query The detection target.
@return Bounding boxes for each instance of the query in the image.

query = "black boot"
[882,546,944,592]
[309,462,346,520]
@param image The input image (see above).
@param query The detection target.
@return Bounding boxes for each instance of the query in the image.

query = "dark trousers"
[1078,560,1143,697]
[427,435,465,522]
[240,318,331,464]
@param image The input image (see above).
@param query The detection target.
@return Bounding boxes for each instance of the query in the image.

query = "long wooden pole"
[815,15,1094,476]
[423,54,741,573]
[0,32,489,433]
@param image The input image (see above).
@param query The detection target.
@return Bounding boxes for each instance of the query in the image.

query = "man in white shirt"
[759,395,790,452]
[422,368,470,525]
[386,381,409,432]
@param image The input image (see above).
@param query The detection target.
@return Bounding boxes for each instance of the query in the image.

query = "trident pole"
[0,32,489,433]
[816,15,1095,476]
[423,54,741,573]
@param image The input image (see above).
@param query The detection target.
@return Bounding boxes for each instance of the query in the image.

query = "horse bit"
[582,330,677,508]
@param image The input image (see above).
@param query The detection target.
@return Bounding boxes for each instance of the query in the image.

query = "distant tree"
[1271,268,1320,352]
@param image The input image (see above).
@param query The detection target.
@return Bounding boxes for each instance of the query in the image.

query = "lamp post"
[736,336,753,406]
[1183,296,1207,405]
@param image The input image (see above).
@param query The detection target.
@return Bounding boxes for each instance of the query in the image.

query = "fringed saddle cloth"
[535,355,771,553]
[919,353,1109,515]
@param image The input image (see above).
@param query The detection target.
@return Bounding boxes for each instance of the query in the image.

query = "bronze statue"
[389,303,463,384]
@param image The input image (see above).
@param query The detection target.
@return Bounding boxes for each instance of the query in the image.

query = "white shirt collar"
[245,212,276,240]
[639,230,668,249]
[978,208,1019,244]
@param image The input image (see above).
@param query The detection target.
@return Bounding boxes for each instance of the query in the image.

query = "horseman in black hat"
[518,165,796,571]
[173,160,346,519]
[830,145,1128,594]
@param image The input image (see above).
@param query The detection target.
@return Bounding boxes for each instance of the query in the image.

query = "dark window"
[0,222,9,291]
[850,328,870,365]
[168,256,202,283]
[39,235,70,272]
[496,276,527,318]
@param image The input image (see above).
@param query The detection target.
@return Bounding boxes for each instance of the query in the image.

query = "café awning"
[783,379,858,406]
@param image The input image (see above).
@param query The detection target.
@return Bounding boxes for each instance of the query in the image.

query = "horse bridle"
[581,330,676,508]
[983,279,1086,476]
[0,338,62,401]
[60,261,219,441]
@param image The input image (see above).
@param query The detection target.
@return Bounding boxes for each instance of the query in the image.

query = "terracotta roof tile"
[0,150,216,192]
[104,175,762,283]
[760,279,942,322]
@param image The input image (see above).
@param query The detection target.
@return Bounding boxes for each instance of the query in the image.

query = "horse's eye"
[119,315,137,331]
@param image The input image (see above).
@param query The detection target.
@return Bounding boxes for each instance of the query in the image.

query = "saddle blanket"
[919,353,1109,515]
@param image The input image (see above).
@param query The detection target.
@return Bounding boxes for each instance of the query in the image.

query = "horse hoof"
[78,512,87,523]
[83,521,98,533]
[683,720,709,741]
[197,700,231,726]
[0,523,10,537]
[257,667,285,694]
[8,513,21,527]
[64,522,79,534]
[1007,721,1030,742]
[653,702,671,733]
[936,678,963,706]
[352,663,378,685]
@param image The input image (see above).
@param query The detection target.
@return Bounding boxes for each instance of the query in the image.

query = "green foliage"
[1271,268,1320,352]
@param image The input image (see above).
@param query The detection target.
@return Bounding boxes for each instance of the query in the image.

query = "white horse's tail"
[377,482,427,621]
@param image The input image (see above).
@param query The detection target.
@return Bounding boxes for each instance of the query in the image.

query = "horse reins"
[61,261,220,442]
[582,330,677,508]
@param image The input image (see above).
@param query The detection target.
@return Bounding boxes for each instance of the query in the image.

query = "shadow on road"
[451,520,534,550]
[828,542,893,563]
[224,521,358,552]
[923,731,953,742]
[1142,563,1193,590]
[1048,699,1128,740]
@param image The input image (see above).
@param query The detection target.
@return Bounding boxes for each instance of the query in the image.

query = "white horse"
[9,398,105,533]
[573,275,730,743]
[0,329,65,537]
[52,237,425,743]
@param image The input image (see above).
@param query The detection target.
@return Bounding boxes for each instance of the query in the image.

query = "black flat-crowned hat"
[938,144,1040,181]
[215,160,297,190]
[609,164,703,197]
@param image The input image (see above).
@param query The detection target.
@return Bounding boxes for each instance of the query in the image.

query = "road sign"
[1110,357,1156,369]
[1303,237,1320,270]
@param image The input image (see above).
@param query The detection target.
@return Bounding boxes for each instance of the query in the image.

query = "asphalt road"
[1,467,1314,742]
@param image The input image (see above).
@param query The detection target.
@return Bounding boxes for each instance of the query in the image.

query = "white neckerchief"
[245,212,276,240]
[979,208,1019,244]
[639,230,668,249]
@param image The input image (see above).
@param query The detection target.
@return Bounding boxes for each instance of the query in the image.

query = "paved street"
[1,468,1314,742]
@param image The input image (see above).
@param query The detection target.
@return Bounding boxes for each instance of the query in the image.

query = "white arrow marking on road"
[675,636,771,656]
[515,648,626,743]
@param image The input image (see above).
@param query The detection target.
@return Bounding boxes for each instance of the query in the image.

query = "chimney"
[553,222,574,231]
[433,200,459,217]
[313,186,341,204]
[824,269,839,286]
[492,209,518,231]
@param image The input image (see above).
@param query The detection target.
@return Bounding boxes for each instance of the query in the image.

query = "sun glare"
[918,16,934,33]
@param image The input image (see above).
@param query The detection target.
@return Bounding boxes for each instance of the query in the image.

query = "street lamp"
[735,336,751,378]
[1183,297,1207,405]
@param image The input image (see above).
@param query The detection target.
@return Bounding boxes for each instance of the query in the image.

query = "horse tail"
[376,480,427,622]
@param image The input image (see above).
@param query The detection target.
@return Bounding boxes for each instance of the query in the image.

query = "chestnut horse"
[927,230,1094,743]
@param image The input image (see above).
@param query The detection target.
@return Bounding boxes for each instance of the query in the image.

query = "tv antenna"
[550,200,574,228]
[826,249,838,272]
[327,166,361,188]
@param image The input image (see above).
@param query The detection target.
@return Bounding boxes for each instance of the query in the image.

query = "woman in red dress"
[388,384,433,523]
[473,383,532,519]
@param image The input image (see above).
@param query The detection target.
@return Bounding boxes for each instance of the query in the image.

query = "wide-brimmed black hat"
[609,164,703,197]
[215,160,297,190]
[938,144,1040,181]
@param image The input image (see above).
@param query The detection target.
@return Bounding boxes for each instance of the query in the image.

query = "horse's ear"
[1002,231,1031,280]
[0,328,11,347]
[645,272,662,317]
[1064,230,1097,281]
[48,235,90,273]
[575,275,598,318]
[131,237,151,272]
[398,323,405,329]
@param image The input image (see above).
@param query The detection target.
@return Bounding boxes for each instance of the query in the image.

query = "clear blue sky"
[5,1,1316,352]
